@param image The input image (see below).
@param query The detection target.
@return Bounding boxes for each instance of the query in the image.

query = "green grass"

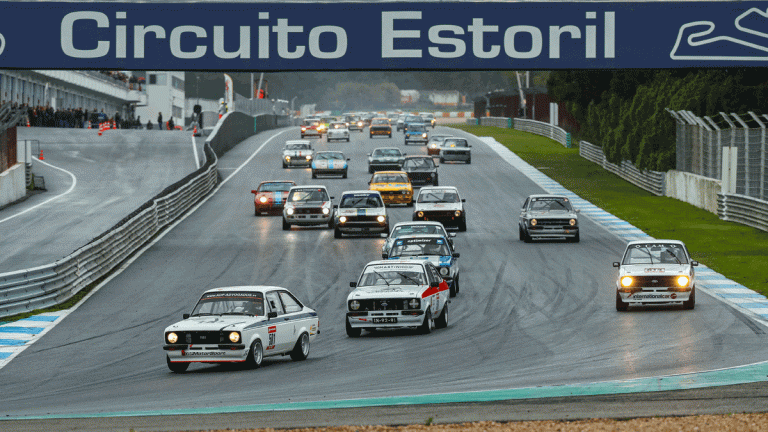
[450,124,768,297]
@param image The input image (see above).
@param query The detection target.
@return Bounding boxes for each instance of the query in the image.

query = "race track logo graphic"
[670,7,768,61]
[0,33,5,56]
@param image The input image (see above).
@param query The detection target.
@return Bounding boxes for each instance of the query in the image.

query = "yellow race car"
[368,171,413,206]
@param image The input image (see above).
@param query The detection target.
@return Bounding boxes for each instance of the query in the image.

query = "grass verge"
[449,124,768,297]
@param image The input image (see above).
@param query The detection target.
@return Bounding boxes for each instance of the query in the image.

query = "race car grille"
[628,276,679,288]
[371,126,391,131]
[533,219,571,227]
[357,298,409,311]
[422,210,458,218]
[407,172,434,182]
[442,150,468,156]
[294,208,324,214]
[177,331,226,344]
[346,215,382,222]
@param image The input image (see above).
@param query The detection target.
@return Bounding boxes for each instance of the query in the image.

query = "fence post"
[507,117,512,129]
[566,133,572,148]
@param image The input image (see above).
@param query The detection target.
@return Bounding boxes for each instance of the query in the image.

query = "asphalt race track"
[1,125,766,420]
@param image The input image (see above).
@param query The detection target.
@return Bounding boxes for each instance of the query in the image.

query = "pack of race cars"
[163,113,696,373]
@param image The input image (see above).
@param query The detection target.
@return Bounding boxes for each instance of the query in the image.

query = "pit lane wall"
[0,164,26,207]
[206,111,288,157]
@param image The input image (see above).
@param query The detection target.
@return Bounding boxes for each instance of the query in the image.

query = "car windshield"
[390,238,451,257]
[258,182,293,192]
[330,122,346,129]
[405,116,420,122]
[529,197,574,212]
[288,188,329,202]
[403,158,435,169]
[302,120,319,126]
[372,173,409,183]
[347,116,360,122]
[316,152,344,160]
[429,136,449,144]
[321,118,335,123]
[392,224,444,238]
[373,149,402,157]
[417,190,460,203]
[409,124,427,132]
[358,265,427,287]
[622,244,689,265]
[286,143,311,150]
[372,118,389,125]
[443,139,468,148]
[340,193,383,208]
[191,292,265,316]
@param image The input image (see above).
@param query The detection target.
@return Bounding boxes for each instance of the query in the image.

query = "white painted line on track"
[0,157,77,225]
[190,135,200,170]
[0,128,293,371]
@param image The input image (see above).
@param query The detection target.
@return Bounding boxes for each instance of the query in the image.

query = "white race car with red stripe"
[345,260,449,337]
[163,286,319,373]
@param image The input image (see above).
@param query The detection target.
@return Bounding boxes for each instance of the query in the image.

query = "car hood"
[416,202,462,211]
[370,183,411,190]
[336,207,386,216]
[286,201,330,208]
[165,315,263,332]
[388,255,452,267]
[284,149,313,157]
[313,160,347,169]
[524,210,577,219]
[620,264,691,276]
[348,285,426,300]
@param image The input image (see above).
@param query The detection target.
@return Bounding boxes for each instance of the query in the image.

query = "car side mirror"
[347,158,351,161]
[268,312,278,319]
[349,282,357,288]
[575,209,580,213]
[453,252,460,258]
[330,196,335,200]
[692,261,699,266]
[183,313,190,319]
[251,190,257,194]
[382,253,388,259]
[367,153,371,156]
[613,262,620,268]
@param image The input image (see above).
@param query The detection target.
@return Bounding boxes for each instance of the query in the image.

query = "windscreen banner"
[0,2,765,69]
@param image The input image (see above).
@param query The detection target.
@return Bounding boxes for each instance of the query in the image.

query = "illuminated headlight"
[621,276,633,287]
[422,133,427,138]
[358,122,363,127]
[339,216,347,223]
[285,156,291,161]
[259,196,267,203]
[306,155,312,160]
[430,144,437,148]
[408,298,420,309]
[569,219,577,226]
[530,219,537,226]
[677,276,690,287]
[229,332,240,343]
[166,332,178,344]
[454,210,461,217]
[322,207,330,215]
[377,215,386,223]
[417,211,424,217]
[286,208,295,215]
[301,127,306,131]
[439,267,449,276]
[349,300,360,311]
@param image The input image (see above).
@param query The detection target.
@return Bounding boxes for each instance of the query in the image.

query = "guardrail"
[479,117,511,129]
[514,118,569,147]
[718,193,768,232]
[0,143,219,318]
[580,140,665,196]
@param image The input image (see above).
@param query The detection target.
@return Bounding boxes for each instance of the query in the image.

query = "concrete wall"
[0,164,26,207]
[665,170,721,214]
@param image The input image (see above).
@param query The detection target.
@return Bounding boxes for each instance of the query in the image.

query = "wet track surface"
[1,125,766,418]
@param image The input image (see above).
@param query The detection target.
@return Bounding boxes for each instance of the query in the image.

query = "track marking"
[0,157,77,225]
[190,135,200,170]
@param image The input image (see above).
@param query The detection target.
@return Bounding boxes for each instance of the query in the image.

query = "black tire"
[244,339,264,368]
[301,134,305,138]
[388,134,392,138]
[282,163,287,169]
[683,288,696,310]
[466,158,471,164]
[440,157,445,163]
[255,208,259,217]
[523,228,532,243]
[282,218,290,231]
[346,138,350,142]
[616,292,628,312]
[407,199,414,207]
[455,273,460,294]
[449,280,457,298]
[289,332,310,361]
[346,320,361,337]
[167,356,189,373]
[419,310,433,335]
[311,171,317,179]
[369,166,374,174]
[369,134,373,139]
[458,218,467,232]
[334,226,342,238]
[328,217,335,229]
[435,303,448,329]
[342,170,348,179]
[572,232,580,243]
[519,225,525,241]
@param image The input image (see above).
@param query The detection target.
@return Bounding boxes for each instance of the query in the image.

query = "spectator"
[147,120,153,130]
[168,116,175,130]
[157,112,163,130]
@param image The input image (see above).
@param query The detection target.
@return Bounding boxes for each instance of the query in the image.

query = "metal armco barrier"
[718,193,768,232]
[0,143,219,318]
[514,118,569,148]
[580,141,665,196]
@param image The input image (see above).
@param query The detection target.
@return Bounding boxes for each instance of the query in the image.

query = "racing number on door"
[267,326,277,350]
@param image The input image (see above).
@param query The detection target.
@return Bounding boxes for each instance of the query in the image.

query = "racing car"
[404,123,429,145]
[413,186,467,232]
[614,240,698,311]
[368,171,413,206]
[312,151,349,178]
[283,185,334,230]
[402,156,439,186]
[384,234,461,297]
[368,147,405,173]
[251,180,296,215]
[333,190,389,238]
[439,137,472,164]
[381,221,456,257]
[518,194,580,243]
[282,140,314,168]
[345,260,450,337]
[300,118,321,139]
[369,117,392,138]
[327,121,350,142]
[427,134,452,156]
[163,286,319,372]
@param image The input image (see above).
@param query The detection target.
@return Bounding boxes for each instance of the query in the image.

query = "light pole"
[196,75,200,106]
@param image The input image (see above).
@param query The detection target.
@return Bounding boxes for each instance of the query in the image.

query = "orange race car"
[251,180,297,215]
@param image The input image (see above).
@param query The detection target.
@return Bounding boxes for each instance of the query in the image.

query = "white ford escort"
[614,240,698,311]
[346,260,450,337]
[163,286,319,372]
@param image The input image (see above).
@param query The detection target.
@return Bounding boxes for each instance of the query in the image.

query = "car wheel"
[255,208,259,217]
[419,310,433,335]
[455,273,460,294]
[449,280,456,298]
[407,199,413,207]
[290,332,310,361]
[369,134,373,138]
[346,138,350,142]
[440,157,445,163]
[334,226,342,238]
[245,339,264,368]
[616,292,628,312]
[346,320,361,337]
[435,303,448,329]
[458,218,467,232]
[369,167,374,174]
[282,163,287,169]
[311,171,317,179]
[282,218,290,231]
[683,288,696,310]
[388,134,392,138]
[166,356,189,373]
[466,158,471,164]
[570,232,580,243]
[342,170,348,179]
[523,228,532,243]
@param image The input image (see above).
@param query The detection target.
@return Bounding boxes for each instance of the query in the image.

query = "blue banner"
[0,2,766,69]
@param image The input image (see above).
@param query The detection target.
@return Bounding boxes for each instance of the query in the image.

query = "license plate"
[372,317,398,324]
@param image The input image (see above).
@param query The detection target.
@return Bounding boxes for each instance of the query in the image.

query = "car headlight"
[431,173,435,177]
[621,276,633,287]
[530,219,537,226]
[570,219,577,226]
[322,207,330,215]
[439,267,449,276]
[285,156,291,161]
[167,332,178,344]
[377,215,386,223]
[339,216,347,223]
[430,144,437,148]
[229,332,240,343]
[349,300,360,311]
[306,155,312,160]
[454,210,461,217]
[358,122,363,127]
[286,208,294,215]
[408,298,420,309]
[417,211,424,217]
[301,127,306,131]
[422,133,427,138]
[677,276,689,287]
[259,196,267,203]
[401,190,408,195]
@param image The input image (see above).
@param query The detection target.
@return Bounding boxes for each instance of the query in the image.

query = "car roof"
[527,194,569,200]
[408,122,426,126]
[342,189,383,196]
[258,180,296,186]
[316,150,345,155]
[419,186,459,192]
[626,239,686,247]
[393,221,446,228]
[373,147,402,151]
[285,140,311,145]
[395,234,447,240]
[201,286,287,295]
[289,184,328,190]
[403,155,434,159]
[365,259,428,269]
[372,170,408,175]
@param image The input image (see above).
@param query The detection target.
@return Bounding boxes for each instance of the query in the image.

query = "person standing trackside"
[157,112,163,131]
[168,116,175,131]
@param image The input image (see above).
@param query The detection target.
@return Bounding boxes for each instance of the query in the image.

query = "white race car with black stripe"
[163,286,319,372]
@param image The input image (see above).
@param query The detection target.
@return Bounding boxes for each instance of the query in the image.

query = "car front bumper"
[526,226,579,239]
[164,344,248,363]
[347,310,425,329]
[285,213,332,225]
[617,289,692,304]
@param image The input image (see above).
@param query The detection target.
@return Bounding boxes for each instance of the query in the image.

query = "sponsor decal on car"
[267,325,277,350]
